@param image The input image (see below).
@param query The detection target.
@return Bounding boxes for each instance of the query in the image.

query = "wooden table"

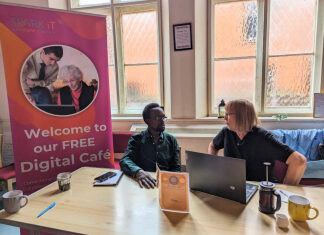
[0,167,323,235]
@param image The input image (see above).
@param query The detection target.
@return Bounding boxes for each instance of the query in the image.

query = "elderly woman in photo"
[208,99,307,185]
[57,65,96,112]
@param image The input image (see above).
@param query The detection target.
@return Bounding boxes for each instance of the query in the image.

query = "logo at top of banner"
[20,44,99,117]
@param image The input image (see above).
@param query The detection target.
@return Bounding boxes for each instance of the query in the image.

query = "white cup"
[275,213,289,228]
[2,190,28,214]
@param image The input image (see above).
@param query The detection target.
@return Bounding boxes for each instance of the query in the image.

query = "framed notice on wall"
[173,23,192,51]
[314,93,324,118]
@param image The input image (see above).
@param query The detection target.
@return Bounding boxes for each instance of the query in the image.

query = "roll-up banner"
[0,3,114,195]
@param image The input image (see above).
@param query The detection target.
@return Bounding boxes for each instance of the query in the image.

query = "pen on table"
[37,202,56,218]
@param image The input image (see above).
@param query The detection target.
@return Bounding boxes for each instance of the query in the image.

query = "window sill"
[130,123,225,138]
[112,116,324,123]
[112,116,324,137]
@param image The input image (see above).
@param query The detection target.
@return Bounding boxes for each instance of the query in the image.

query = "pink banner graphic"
[0,4,114,195]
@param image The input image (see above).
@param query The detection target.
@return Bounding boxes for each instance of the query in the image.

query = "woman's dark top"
[213,126,294,181]
[59,81,95,111]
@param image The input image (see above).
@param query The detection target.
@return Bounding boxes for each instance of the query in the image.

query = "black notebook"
[93,170,123,186]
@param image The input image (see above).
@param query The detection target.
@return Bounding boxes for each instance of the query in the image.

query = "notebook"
[186,150,258,204]
[37,104,76,115]
[93,170,123,186]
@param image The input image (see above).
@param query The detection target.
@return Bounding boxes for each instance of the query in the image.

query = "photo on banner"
[21,45,99,116]
[0,3,114,195]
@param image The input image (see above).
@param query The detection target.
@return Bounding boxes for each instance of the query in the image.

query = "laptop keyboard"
[246,183,258,202]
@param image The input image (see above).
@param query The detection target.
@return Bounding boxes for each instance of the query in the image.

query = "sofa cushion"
[303,160,324,178]
[0,164,16,180]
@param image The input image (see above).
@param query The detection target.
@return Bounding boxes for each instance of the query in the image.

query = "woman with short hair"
[57,65,96,112]
[208,99,306,185]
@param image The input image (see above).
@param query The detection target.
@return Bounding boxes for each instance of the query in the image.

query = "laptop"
[37,104,76,115]
[186,150,258,204]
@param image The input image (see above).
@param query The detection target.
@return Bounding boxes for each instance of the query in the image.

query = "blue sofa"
[270,129,324,185]
[270,129,324,161]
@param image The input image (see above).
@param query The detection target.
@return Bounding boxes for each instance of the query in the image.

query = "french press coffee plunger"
[259,162,281,214]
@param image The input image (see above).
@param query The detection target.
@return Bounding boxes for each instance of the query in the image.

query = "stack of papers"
[276,189,300,203]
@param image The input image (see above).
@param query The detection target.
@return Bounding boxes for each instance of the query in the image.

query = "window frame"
[70,0,163,116]
[209,0,324,117]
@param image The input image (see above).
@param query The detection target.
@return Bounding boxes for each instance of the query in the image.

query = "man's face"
[63,75,82,91]
[40,50,61,66]
[147,107,166,133]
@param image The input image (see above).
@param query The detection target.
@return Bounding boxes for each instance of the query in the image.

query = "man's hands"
[26,93,36,105]
[26,78,35,87]
[135,170,156,189]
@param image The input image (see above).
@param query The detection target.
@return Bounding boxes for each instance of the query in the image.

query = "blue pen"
[37,202,56,218]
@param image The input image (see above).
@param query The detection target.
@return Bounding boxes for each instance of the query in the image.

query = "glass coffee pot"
[259,162,281,214]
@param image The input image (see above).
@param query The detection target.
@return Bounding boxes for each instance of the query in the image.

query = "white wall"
[169,0,196,118]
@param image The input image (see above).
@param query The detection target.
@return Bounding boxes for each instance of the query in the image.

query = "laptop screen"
[37,104,76,115]
[186,150,249,204]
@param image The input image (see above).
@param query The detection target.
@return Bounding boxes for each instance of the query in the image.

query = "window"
[71,0,162,115]
[210,0,323,116]
[119,8,160,114]
[79,0,110,6]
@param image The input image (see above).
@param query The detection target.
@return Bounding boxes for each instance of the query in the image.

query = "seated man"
[57,65,96,112]
[120,103,180,189]
[208,99,307,185]
[22,46,63,104]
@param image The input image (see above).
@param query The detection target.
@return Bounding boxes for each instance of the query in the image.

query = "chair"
[272,160,288,183]
[112,132,134,169]
[0,164,16,191]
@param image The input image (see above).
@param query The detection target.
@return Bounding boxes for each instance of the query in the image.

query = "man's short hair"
[43,46,63,58]
[142,103,163,123]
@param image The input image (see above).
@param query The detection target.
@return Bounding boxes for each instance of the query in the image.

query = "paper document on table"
[156,165,189,213]
[276,189,301,203]
[93,171,123,186]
